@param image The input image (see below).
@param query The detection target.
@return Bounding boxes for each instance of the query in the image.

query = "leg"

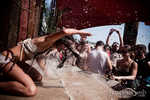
[0,62,37,96]
[17,61,42,82]
[36,56,46,71]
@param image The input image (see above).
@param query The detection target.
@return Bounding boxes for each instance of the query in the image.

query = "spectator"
[135,44,150,79]
[104,44,111,57]
[86,41,112,75]
[112,45,138,89]
[106,29,124,68]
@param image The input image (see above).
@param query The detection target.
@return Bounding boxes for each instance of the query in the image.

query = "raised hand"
[109,28,120,35]
[109,29,115,35]
[110,28,115,32]
[112,75,122,81]
[113,29,120,33]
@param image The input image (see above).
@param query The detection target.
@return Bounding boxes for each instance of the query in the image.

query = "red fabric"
[57,0,150,29]
[59,53,63,60]
[107,51,111,57]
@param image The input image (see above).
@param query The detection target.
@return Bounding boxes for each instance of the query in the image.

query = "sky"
[46,0,51,7]
[136,22,150,48]
[80,22,150,45]
[46,0,150,51]
[77,22,150,51]
[77,24,125,45]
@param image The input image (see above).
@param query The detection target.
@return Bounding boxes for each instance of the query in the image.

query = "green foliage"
[44,0,59,34]
[40,0,72,34]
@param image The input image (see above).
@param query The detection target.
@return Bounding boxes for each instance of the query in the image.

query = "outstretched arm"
[32,28,92,52]
[106,29,113,45]
[106,29,124,47]
[115,29,124,47]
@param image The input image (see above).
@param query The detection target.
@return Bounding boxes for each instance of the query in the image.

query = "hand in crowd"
[112,75,121,81]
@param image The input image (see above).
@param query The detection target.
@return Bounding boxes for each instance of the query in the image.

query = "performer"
[0,28,91,96]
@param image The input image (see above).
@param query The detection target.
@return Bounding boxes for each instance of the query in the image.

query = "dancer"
[0,28,91,96]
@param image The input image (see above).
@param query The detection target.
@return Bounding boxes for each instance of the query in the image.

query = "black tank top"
[117,61,134,76]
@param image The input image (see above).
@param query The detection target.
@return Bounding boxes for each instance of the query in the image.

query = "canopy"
[57,0,150,29]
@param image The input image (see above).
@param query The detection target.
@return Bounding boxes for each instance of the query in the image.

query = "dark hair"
[54,37,78,68]
[135,44,146,54]
[104,44,111,51]
[112,42,119,47]
[120,45,131,54]
[55,36,77,47]
[96,41,104,47]
[54,39,64,46]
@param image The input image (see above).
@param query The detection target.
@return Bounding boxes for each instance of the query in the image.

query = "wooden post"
[18,0,29,42]
[27,0,36,38]
[123,22,139,46]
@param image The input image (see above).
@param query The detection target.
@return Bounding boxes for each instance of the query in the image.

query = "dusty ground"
[0,59,136,100]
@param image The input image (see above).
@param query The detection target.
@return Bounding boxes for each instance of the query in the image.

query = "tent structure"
[56,0,150,29]
[55,0,150,45]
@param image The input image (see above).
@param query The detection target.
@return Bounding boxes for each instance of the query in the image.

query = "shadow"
[119,96,149,100]
[0,91,29,97]
[112,83,127,91]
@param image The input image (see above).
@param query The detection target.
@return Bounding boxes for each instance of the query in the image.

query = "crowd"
[55,28,150,98]
[0,27,150,98]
